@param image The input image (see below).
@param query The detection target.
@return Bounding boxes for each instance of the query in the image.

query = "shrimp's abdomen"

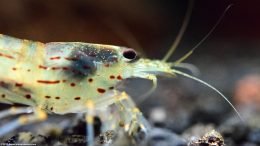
[0,34,45,106]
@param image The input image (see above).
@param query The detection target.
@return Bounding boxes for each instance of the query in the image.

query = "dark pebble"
[247,128,260,144]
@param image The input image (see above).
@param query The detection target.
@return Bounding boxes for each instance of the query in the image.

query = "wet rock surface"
[1,111,260,146]
[145,128,186,146]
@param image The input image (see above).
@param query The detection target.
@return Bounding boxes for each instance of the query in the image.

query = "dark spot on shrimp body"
[67,54,96,79]
[65,44,119,79]
[25,94,31,99]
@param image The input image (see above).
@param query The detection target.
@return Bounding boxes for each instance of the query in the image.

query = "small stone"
[188,130,224,146]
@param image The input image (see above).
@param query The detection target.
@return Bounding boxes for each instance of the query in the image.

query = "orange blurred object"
[234,74,260,109]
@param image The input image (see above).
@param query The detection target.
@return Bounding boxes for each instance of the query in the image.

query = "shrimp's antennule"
[173,4,234,65]
[171,69,244,122]
[162,0,194,62]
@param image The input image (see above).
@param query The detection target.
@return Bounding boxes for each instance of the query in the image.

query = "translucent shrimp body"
[0,34,241,118]
[0,33,242,145]
[0,34,137,114]
[0,34,161,145]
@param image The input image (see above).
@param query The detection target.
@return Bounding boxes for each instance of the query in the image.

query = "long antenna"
[172,69,244,122]
[173,4,233,65]
[162,0,194,62]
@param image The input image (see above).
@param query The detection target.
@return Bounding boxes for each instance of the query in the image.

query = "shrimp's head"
[119,48,174,80]
[112,47,243,121]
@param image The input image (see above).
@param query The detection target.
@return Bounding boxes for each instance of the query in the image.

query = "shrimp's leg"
[96,109,118,145]
[112,91,151,144]
[84,92,122,145]
[85,100,96,146]
[0,107,47,136]
[0,107,33,119]
[92,91,150,144]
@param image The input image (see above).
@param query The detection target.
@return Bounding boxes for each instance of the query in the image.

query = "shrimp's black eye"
[123,49,137,60]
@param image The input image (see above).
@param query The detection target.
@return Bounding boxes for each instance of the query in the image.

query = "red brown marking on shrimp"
[88,78,93,83]
[104,64,109,67]
[27,69,31,72]
[40,66,69,71]
[110,75,115,79]
[50,107,54,111]
[25,94,31,99]
[15,83,23,87]
[12,67,17,71]
[5,55,14,59]
[64,57,78,61]
[38,65,48,70]
[45,96,51,99]
[70,83,76,87]
[51,67,61,70]
[0,53,14,59]
[109,86,114,90]
[74,97,81,100]
[117,75,123,80]
[97,88,106,93]
[50,56,61,60]
[55,96,60,100]
[62,80,67,83]
[37,80,60,84]
[62,67,69,70]
[1,94,5,98]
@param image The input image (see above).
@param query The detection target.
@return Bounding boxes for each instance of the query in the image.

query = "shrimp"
[0,34,152,144]
[0,3,241,146]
